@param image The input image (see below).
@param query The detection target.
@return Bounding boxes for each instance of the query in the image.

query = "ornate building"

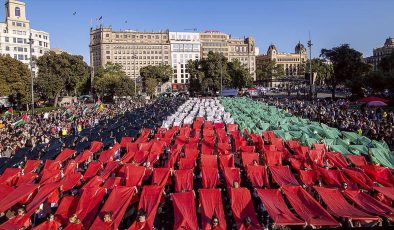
[365,37,394,71]
[0,0,50,73]
[256,42,307,77]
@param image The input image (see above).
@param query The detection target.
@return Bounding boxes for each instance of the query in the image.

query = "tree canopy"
[305,58,333,85]
[320,44,371,98]
[35,51,90,106]
[94,63,135,99]
[140,64,173,96]
[0,54,31,108]
[187,52,252,93]
[255,59,285,81]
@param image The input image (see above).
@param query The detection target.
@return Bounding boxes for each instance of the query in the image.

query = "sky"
[2,0,393,63]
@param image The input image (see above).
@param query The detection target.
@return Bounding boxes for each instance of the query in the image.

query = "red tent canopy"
[256,189,304,226]
[358,96,389,103]
[282,186,339,226]
[199,189,227,230]
[172,192,199,230]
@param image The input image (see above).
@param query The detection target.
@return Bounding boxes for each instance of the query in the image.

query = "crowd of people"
[264,97,394,150]
[0,99,150,158]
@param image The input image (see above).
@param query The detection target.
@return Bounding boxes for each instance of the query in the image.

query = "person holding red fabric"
[64,214,84,230]
[239,217,253,230]
[33,213,61,230]
[102,211,114,230]
[130,208,147,230]
[2,207,31,230]
[210,216,224,230]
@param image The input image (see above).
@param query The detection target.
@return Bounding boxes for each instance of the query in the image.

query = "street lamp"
[28,32,35,115]
[307,34,313,100]
[132,54,137,96]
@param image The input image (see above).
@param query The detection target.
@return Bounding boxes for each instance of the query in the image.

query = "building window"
[5,37,9,42]
[6,46,9,51]
[15,7,21,17]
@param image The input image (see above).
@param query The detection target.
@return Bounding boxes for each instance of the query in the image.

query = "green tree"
[320,44,372,98]
[378,52,394,75]
[256,59,284,81]
[187,52,251,94]
[94,63,135,99]
[140,64,173,96]
[228,59,253,90]
[35,51,90,106]
[305,58,333,85]
[0,55,31,108]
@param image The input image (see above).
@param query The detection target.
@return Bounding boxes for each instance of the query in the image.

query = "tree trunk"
[332,83,336,99]
[54,91,60,107]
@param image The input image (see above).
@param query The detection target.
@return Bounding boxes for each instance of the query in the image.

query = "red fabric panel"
[264,150,283,166]
[121,164,145,187]
[314,187,379,220]
[246,165,269,188]
[150,141,166,155]
[229,188,262,229]
[55,196,81,225]
[82,162,102,181]
[121,150,136,164]
[342,168,374,190]
[91,186,136,230]
[99,143,120,163]
[240,145,255,153]
[172,191,199,230]
[0,184,14,195]
[100,161,119,179]
[62,172,82,191]
[55,148,76,163]
[269,166,299,186]
[201,142,215,155]
[219,154,235,169]
[33,220,61,230]
[75,150,94,164]
[135,129,151,144]
[203,129,215,137]
[126,142,139,153]
[312,144,327,153]
[223,167,241,188]
[63,223,83,230]
[174,169,194,192]
[152,168,171,186]
[76,187,106,228]
[89,141,104,153]
[299,170,320,187]
[263,131,276,142]
[346,155,367,167]
[217,143,231,155]
[318,168,353,188]
[325,152,348,168]
[201,167,219,189]
[282,185,339,226]
[24,160,42,172]
[26,182,61,212]
[165,144,182,168]
[44,160,60,171]
[133,150,149,164]
[286,140,301,150]
[256,189,304,226]
[40,168,61,185]
[185,146,198,159]
[64,160,78,175]
[16,172,38,186]
[82,176,105,189]
[343,190,394,220]
[241,152,259,167]
[201,155,218,168]
[128,185,163,230]
[289,156,306,171]
[374,186,394,201]
[102,177,122,189]
[138,142,152,152]
[0,183,38,212]
[362,165,394,187]
[0,168,20,186]
[175,136,188,145]
[179,157,196,170]
[199,189,227,230]
[307,150,325,168]
[227,124,238,132]
[120,137,132,148]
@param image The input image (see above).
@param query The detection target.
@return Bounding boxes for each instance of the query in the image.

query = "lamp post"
[132,54,137,96]
[28,32,35,115]
[220,56,223,96]
[307,34,313,100]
